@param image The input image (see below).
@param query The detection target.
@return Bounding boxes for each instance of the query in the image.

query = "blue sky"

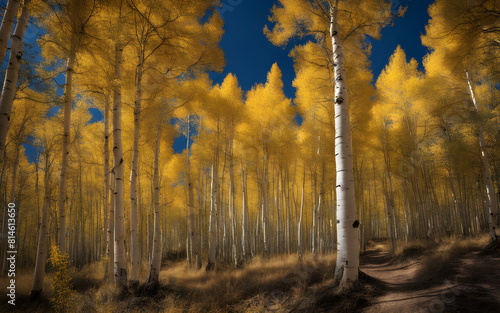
[22,0,436,159]
[210,0,434,99]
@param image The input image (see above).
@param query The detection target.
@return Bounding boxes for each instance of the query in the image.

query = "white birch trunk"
[30,152,51,299]
[147,124,162,286]
[107,170,115,279]
[0,2,28,162]
[207,162,217,270]
[112,43,127,288]
[57,49,76,254]
[262,153,268,254]
[466,72,500,240]
[103,95,110,278]
[298,166,305,259]
[229,139,237,267]
[331,2,359,284]
[0,0,19,65]
[241,163,246,262]
[186,116,199,268]
[129,56,143,287]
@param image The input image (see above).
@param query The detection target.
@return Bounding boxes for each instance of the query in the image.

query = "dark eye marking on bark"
[353,220,360,228]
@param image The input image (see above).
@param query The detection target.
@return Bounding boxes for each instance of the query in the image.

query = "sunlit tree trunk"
[0,0,19,64]
[129,55,143,288]
[262,151,268,254]
[206,160,217,270]
[186,116,199,269]
[331,2,359,285]
[113,43,127,289]
[57,50,76,254]
[0,2,28,163]
[241,163,246,262]
[103,95,110,278]
[298,165,305,259]
[197,169,203,270]
[229,139,237,267]
[147,123,162,287]
[30,151,51,299]
[466,72,500,241]
[107,170,115,279]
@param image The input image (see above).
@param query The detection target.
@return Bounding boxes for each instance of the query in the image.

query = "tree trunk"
[129,55,143,288]
[0,1,28,163]
[103,95,110,278]
[57,49,76,254]
[0,0,19,64]
[186,116,199,268]
[112,43,127,289]
[229,139,237,267]
[30,151,51,299]
[298,165,305,259]
[147,123,162,287]
[331,2,359,285]
[197,169,203,269]
[206,160,217,271]
[241,163,246,263]
[107,170,115,279]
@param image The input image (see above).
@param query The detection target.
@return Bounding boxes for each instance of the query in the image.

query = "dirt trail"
[360,245,500,313]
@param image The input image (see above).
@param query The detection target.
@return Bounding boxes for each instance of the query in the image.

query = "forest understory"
[1,235,498,313]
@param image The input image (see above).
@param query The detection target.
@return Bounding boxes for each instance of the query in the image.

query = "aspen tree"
[266,0,392,283]
[147,122,162,287]
[112,41,127,289]
[34,0,99,253]
[0,0,19,64]
[30,129,55,299]
[0,1,29,163]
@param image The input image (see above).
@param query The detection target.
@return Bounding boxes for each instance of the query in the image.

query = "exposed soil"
[360,244,500,313]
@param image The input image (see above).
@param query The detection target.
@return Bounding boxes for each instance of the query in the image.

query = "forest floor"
[2,235,500,312]
[360,238,500,313]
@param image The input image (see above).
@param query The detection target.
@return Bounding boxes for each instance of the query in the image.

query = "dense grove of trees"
[0,0,497,296]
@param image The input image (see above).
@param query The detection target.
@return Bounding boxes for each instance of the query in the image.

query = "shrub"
[49,245,76,313]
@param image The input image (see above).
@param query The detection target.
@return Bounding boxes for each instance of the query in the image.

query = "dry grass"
[0,253,340,312]
[412,236,488,285]
[391,240,436,264]
[4,236,490,312]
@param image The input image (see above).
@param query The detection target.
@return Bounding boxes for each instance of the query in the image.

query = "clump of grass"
[287,276,382,313]
[71,260,105,293]
[413,236,488,285]
[391,239,437,264]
